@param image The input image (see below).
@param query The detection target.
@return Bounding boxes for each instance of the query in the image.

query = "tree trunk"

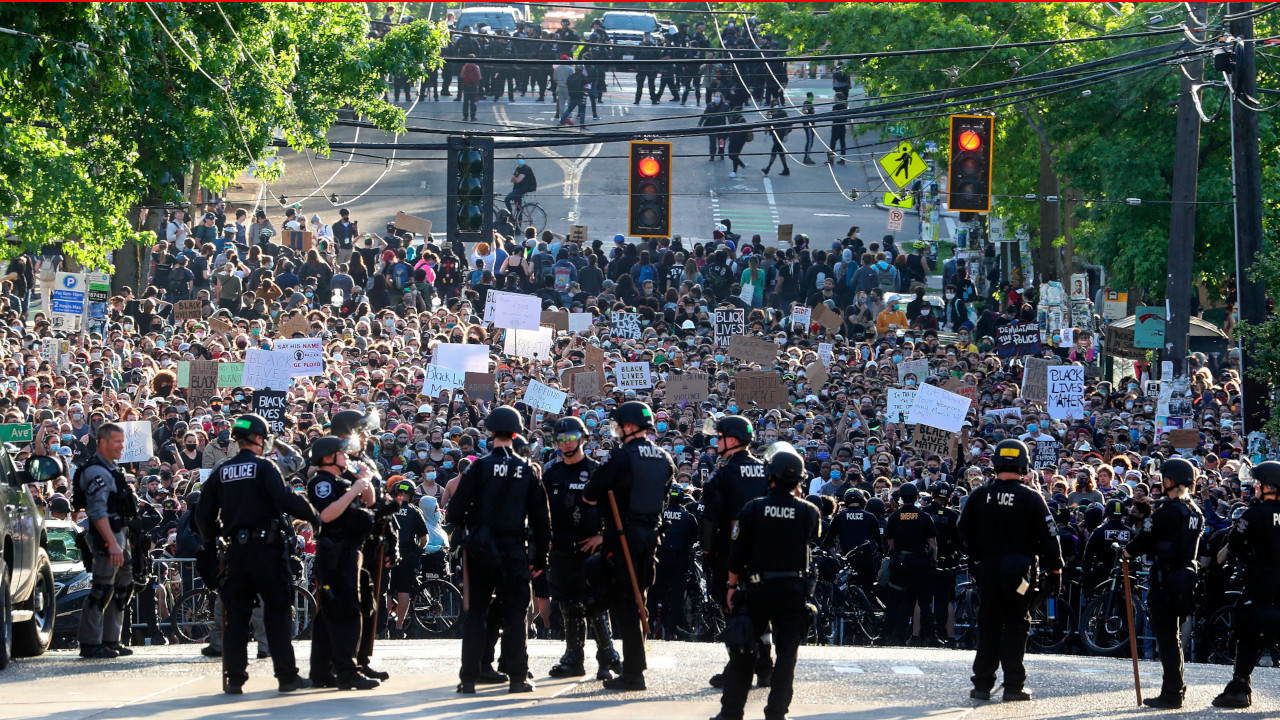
[113,198,161,294]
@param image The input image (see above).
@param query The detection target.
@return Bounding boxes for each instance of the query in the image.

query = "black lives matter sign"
[253,389,287,435]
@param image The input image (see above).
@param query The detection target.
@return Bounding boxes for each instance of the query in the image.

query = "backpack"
[391,261,410,290]
[705,264,731,298]
[875,262,896,294]
[635,263,655,285]
[845,262,860,291]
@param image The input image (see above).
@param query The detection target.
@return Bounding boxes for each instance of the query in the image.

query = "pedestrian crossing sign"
[883,191,914,209]
[878,142,927,188]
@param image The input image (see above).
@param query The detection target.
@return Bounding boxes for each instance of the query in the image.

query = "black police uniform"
[583,435,675,685]
[1124,493,1204,702]
[1217,497,1280,704]
[884,498,937,644]
[542,454,620,676]
[1082,516,1132,587]
[701,450,769,609]
[653,490,699,639]
[196,449,318,690]
[448,446,551,689]
[391,498,429,602]
[957,477,1062,697]
[717,488,820,720]
[308,469,375,686]
[75,452,140,657]
[356,470,398,676]
[922,495,962,642]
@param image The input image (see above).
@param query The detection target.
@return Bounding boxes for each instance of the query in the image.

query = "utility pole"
[1166,4,1205,380]
[1230,3,1269,434]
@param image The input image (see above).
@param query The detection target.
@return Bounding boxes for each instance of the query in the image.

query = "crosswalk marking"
[831,664,864,674]
[892,666,924,675]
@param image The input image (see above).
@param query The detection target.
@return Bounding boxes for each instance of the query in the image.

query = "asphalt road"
[256,76,913,249]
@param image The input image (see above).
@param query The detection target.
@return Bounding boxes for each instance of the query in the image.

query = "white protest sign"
[434,343,490,374]
[490,290,542,331]
[119,420,154,463]
[1059,327,1074,348]
[906,382,971,433]
[421,364,465,398]
[241,348,294,390]
[818,342,834,367]
[503,326,554,359]
[739,284,755,305]
[886,388,917,424]
[791,306,811,331]
[984,407,1023,423]
[614,362,653,390]
[568,312,593,332]
[1047,365,1085,420]
[897,358,930,384]
[522,379,567,414]
[274,338,324,377]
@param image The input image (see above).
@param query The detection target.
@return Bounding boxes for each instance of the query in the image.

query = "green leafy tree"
[0,2,445,287]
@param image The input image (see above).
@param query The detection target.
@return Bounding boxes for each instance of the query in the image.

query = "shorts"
[389,553,421,594]
[532,568,551,599]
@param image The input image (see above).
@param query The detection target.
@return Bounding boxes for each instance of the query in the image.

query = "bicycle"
[812,543,883,646]
[169,583,318,644]
[408,567,464,638]
[673,555,725,642]
[494,194,548,234]
[1079,544,1151,657]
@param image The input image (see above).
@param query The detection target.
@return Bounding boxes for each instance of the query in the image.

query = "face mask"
[893,355,903,363]
[177,405,187,414]
[186,443,197,450]
[867,445,875,453]
[656,422,668,432]
[49,444,60,453]
[715,355,724,364]
[661,445,672,452]
[971,447,981,456]
[443,461,454,469]
[426,471,438,481]
[418,451,428,459]
[217,430,230,443]
[830,470,841,480]
[72,412,83,421]
[906,379,916,387]
[921,308,930,315]
[674,444,684,454]
[1144,405,1154,414]
[727,405,737,413]
[61,433,73,443]
[517,158,525,165]
[586,419,598,429]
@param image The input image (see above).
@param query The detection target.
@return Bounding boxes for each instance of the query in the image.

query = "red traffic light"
[958,130,982,152]
[638,156,662,178]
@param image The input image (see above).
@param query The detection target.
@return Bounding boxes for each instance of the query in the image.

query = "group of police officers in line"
[77,397,1280,713]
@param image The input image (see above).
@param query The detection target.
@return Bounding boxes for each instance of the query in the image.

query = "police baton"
[607,490,649,633]
[1117,543,1142,707]
[217,538,230,694]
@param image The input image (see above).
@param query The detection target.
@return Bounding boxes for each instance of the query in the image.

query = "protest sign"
[818,342,833,366]
[777,223,793,245]
[278,313,312,338]
[914,424,958,460]
[906,382,971,433]
[1134,306,1167,349]
[209,317,233,337]
[812,304,843,333]
[728,335,778,366]
[735,371,786,408]
[666,371,710,406]
[569,224,588,245]
[119,421,154,463]
[462,372,495,401]
[886,388,917,424]
[1021,357,1059,403]
[569,369,603,398]
[1046,366,1085,420]
[242,349,294,390]
[283,229,314,252]
[274,338,324,377]
[943,378,979,410]
[897,358,930,385]
[995,321,1042,357]
[806,360,827,390]
[253,389,288,435]
[1033,439,1061,469]
[503,326,554,359]
[187,360,220,407]
[179,361,192,387]
[583,343,607,373]
[394,211,432,237]
[568,312,593,332]
[491,291,542,331]
[0,424,31,444]
[522,380,567,414]
[434,343,490,374]
[540,310,569,332]
[174,300,203,323]
[217,362,245,387]
[713,308,744,347]
[615,362,653,390]
[791,306,811,332]
[421,364,466,399]
[1167,429,1200,449]
[984,407,1023,423]
[611,312,642,340]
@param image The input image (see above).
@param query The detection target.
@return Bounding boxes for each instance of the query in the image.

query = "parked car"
[45,518,89,645]
[1,453,60,669]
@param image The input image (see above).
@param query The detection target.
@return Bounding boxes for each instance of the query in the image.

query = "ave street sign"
[878,141,927,188]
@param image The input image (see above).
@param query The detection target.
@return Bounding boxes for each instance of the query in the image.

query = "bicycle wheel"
[953,586,980,650]
[1204,605,1239,665]
[411,579,464,638]
[807,581,835,645]
[1027,594,1073,654]
[292,584,317,640]
[1080,590,1143,656]
[169,588,216,644]
[838,584,882,646]
[522,204,547,234]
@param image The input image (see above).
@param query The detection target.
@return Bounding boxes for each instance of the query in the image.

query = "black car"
[46,518,90,645]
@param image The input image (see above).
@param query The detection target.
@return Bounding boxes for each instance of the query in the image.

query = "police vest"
[73,455,130,518]
[622,440,672,528]
[544,458,600,542]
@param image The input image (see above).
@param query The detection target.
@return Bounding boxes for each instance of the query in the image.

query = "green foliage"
[1236,243,1280,440]
[0,2,446,267]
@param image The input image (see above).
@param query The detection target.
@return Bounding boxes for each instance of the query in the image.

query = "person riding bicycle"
[505,154,538,217]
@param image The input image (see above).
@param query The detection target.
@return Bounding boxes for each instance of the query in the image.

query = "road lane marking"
[892,666,924,675]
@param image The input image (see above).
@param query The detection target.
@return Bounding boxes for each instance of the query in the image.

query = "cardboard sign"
[806,360,827,390]
[611,312,642,340]
[119,421,154,464]
[569,224,588,245]
[583,343,607,373]
[503,326,554,359]
[463,372,496,401]
[283,229,314,252]
[242,348,294,390]
[665,371,710,406]
[0,423,32,444]
[906,382,971,433]
[434,343,490,374]
[540,310,569,332]
[1021,357,1060,403]
[522,379,567,414]
[174,300,203,323]
[217,362,245,387]
[187,360,221,407]
[914,424,958,460]
[491,291,542,331]
[569,369,603,398]
[1104,325,1146,361]
[1134,306,1167,349]
[274,338,324,377]
[995,321,1042,358]
[252,389,288,435]
[897,358,930,384]
[887,388,916,424]
[394,211,433,237]
[942,378,978,410]
[568,312,593,332]
[209,317,234,337]
[278,313,312,338]
[791,306,811,332]
[1046,366,1085,420]
[777,223,794,246]
[615,362,653,390]
[1033,439,1061,469]
[1167,428,1200,449]
[735,371,786,409]
[728,335,778,366]
[421,364,465,399]
[812,304,843,333]
[713,308,744,347]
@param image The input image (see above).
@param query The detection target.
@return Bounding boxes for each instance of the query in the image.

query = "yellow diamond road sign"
[884,191,914,209]
[879,141,927,188]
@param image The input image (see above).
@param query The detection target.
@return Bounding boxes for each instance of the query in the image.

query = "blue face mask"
[867,445,875,453]
[715,355,725,363]
[442,461,454,469]
[1130,429,1140,442]
[426,471,438,481]
[517,158,525,165]
[727,405,737,413]
[656,422,668,432]
[586,419,598,429]
[674,444,684,454]
[830,470,841,480]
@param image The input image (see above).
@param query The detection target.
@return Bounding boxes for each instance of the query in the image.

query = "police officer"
[923,482,962,644]
[1082,499,1133,587]
[75,422,137,659]
[583,400,675,691]
[448,406,551,694]
[957,439,1062,702]
[390,479,428,639]
[820,489,881,593]
[542,416,621,680]
[711,443,819,720]
[653,485,699,639]
[699,415,771,688]
[1214,461,1280,708]
[884,483,937,645]
[306,436,381,690]
[196,414,319,694]
[1124,457,1204,709]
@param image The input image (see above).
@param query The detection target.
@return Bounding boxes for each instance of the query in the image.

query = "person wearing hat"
[921,481,962,645]
[883,482,938,646]
[1122,457,1204,708]
[1081,498,1133,588]
[958,439,1063,702]
[820,488,881,594]
[388,478,428,640]
[196,414,319,694]
[582,400,675,691]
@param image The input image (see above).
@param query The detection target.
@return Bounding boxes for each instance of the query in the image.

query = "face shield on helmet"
[340,434,363,456]
[763,440,801,464]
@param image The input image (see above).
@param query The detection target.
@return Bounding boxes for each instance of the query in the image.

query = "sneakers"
[79,644,118,659]
[778,169,791,176]
[761,168,770,175]
[105,643,133,657]
[729,172,737,178]
[802,157,816,165]
[602,675,646,691]
[201,644,222,658]
[559,119,574,126]
[337,675,380,691]
[224,684,243,695]
[278,677,313,693]
[389,627,406,640]
[313,675,339,689]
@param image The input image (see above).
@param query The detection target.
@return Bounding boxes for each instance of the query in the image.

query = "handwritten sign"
[252,389,288,435]
[568,312,593,332]
[583,343,606,373]
[812,304,843,333]
[187,360,220,407]
[503,326,554,360]
[491,291,542,331]
[569,369,603,398]
[1167,428,1200,449]
[713,308,744,347]
[996,321,1042,358]
[735,371,786,409]
[906,382,971,433]
[278,313,311,338]
[728,335,778,366]
[174,300,203,323]
[274,338,324,377]
[777,223,793,245]
[1104,325,1146,361]
[615,362,653,390]
[818,342,833,366]
[942,378,978,411]
[522,379,567,414]
[611,312,642,340]
[665,371,709,406]
[119,421,154,464]
[897,358,929,385]
[914,424,958,460]
[242,349,294,390]
[791,306,811,332]
[1033,439,1060,469]
[217,362,245,388]
[1046,365,1085,420]
[434,343,490,374]
[421,364,465,399]
[569,224,588,245]
[886,388,917,424]
[1021,357,1059,403]
[463,372,495,401]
